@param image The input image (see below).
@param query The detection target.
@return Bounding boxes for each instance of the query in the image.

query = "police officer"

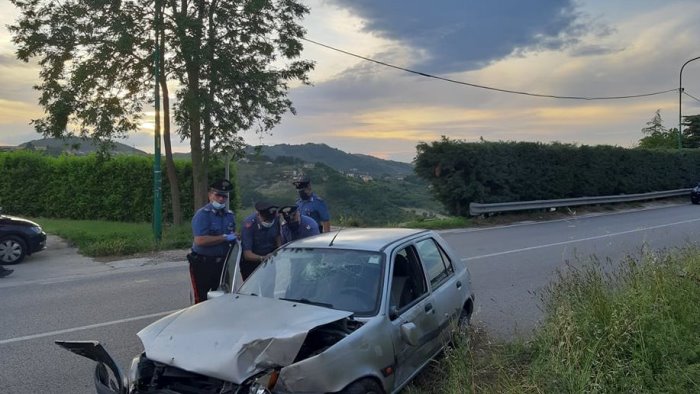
[279,205,320,244]
[293,174,330,233]
[240,201,281,280]
[188,179,236,303]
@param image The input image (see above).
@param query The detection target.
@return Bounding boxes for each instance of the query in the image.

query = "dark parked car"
[57,228,475,394]
[0,212,47,264]
[692,183,700,205]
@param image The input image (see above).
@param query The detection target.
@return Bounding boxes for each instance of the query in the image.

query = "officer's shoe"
[0,267,13,278]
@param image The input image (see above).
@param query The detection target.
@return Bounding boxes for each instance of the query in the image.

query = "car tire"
[0,235,27,265]
[692,199,699,205]
[339,378,383,394]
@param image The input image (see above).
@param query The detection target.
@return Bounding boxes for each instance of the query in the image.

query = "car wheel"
[339,378,383,394]
[0,236,27,265]
[692,198,699,205]
[457,304,472,330]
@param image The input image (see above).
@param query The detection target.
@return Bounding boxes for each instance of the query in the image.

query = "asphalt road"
[441,203,700,338]
[1,203,699,393]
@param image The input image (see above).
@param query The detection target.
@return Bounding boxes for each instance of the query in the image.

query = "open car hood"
[137,294,353,384]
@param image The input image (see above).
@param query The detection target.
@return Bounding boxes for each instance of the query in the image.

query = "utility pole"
[679,56,700,150]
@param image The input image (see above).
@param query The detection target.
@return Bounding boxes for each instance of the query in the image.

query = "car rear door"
[414,237,466,344]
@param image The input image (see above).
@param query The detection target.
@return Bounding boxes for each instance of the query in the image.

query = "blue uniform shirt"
[281,214,320,244]
[191,203,236,257]
[241,213,279,257]
[296,192,330,232]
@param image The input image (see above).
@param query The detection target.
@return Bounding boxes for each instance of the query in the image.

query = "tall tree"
[638,109,678,149]
[10,0,314,212]
[682,114,700,148]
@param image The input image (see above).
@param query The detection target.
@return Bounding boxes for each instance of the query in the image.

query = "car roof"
[285,228,431,252]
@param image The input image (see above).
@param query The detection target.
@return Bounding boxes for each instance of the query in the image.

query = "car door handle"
[456,281,462,289]
[424,303,433,313]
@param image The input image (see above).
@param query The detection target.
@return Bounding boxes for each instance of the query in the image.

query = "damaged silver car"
[57,228,474,394]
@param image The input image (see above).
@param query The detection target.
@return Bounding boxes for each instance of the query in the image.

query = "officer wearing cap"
[188,179,236,303]
[240,201,282,280]
[279,205,319,244]
[293,174,330,233]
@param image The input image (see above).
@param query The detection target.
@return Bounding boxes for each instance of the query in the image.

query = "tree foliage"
[682,114,700,148]
[638,109,678,149]
[9,0,314,210]
[415,137,700,216]
[0,151,237,223]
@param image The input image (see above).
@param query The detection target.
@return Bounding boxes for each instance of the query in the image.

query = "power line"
[683,90,700,104]
[302,37,678,101]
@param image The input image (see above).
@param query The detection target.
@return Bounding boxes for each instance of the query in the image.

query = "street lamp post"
[679,56,700,150]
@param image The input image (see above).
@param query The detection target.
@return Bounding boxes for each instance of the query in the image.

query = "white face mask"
[211,201,225,210]
[260,219,275,228]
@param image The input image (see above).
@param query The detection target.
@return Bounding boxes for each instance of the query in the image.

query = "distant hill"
[19,137,147,156]
[15,138,412,178]
[246,143,413,177]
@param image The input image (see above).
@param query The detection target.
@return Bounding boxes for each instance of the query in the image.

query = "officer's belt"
[187,252,226,264]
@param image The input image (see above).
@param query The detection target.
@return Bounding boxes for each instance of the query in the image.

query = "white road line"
[462,217,700,261]
[0,310,180,345]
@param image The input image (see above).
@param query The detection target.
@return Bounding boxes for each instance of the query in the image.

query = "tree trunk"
[159,26,182,226]
[174,0,208,211]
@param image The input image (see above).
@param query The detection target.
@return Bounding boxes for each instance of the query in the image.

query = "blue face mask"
[211,201,225,210]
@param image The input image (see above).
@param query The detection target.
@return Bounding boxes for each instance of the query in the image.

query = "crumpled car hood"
[137,294,352,384]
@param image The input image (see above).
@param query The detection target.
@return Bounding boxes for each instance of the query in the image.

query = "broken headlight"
[248,369,280,394]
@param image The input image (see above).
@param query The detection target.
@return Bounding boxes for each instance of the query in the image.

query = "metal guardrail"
[469,188,692,216]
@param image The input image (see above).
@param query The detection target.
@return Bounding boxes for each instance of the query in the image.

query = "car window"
[415,238,451,288]
[389,246,428,314]
[238,247,384,316]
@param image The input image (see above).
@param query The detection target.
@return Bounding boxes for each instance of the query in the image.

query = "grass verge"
[34,218,192,257]
[407,247,700,393]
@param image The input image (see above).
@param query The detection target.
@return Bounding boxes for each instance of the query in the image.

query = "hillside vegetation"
[236,155,443,226]
[0,150,443,226]
[246,143,414,177]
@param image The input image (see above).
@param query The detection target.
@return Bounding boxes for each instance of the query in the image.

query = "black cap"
[279,205,298,216]
[209,179,233,193]
[292,174,310,190]
[255,201,278,214]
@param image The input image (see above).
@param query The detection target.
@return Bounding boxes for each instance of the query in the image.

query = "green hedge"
[415,138,700,216]
[0,151,238,222]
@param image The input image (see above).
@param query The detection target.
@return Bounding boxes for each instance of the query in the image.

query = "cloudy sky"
[1,0,700,163]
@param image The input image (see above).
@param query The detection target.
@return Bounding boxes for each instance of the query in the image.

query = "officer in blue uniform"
[293,174,330,233]
[188,179,236,303]
[279,205,320,244]
[240,201,281,280]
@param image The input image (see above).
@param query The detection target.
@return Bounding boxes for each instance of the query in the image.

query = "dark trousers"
[187,253,225,303]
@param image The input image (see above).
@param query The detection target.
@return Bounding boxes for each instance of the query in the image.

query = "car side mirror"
[207,289,225,300]
[400,322,419,346]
